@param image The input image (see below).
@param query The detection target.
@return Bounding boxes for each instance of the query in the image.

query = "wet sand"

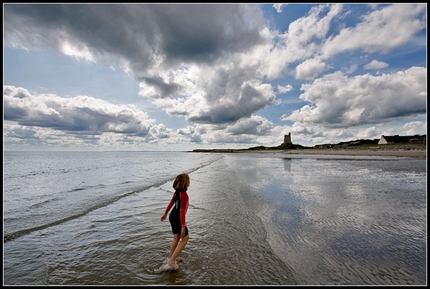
[236,147,426,158]
[285,148,425,158]
[221,153,427,285]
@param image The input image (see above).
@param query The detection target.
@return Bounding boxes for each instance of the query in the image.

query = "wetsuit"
[164,190,189,236]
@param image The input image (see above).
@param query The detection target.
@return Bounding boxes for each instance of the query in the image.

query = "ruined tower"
[284,132,292,145]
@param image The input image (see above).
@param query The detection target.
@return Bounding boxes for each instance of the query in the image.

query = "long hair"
[173,173,190,191]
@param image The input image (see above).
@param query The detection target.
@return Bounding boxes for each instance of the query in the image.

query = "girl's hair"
[173,173,190,191]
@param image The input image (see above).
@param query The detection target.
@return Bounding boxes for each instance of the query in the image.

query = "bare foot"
[167,259,179,270]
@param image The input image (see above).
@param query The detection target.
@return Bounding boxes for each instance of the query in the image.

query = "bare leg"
[169,234,180,259]
[167,235,189,270]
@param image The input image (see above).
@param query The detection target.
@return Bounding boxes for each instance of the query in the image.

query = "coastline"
[240,148,426,158]
[284,148,425,158]
[194,144,426,158]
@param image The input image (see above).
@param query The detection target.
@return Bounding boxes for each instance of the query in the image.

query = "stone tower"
[284,133,292,145]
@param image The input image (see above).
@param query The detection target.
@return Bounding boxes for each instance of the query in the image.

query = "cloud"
[295,58,327,80]
[3,4,427,149]
[277,84,293,94]
[263,4,343,76]
[141,62,277,124]
[3,85,163,138]
[4,4,426,129]
[403,121,427,135]
[177,125,206,143]
[4,4,278,126]
[282,66,426,127]
[225,115,274,136]
[322,4,426,57]
[273,4,287,14]
[4,4,265,77]
[364,60,388,70]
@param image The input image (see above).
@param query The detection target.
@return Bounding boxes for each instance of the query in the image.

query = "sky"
[3,3,427,151]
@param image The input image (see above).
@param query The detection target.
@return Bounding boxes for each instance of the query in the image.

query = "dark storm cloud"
[142,75,182,99]
[4,3,269,126]
[4,4,264,75]
[188,82,275,124]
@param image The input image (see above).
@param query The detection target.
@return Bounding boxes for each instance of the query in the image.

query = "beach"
[285,148,424,158]
[235,144,427,158]
[3,151,427,285]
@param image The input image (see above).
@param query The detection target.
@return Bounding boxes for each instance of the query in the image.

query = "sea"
[3,150,427,285]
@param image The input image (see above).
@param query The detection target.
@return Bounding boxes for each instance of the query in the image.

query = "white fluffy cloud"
[322,4,426,57]
[3,85,164,138]
[295,58,327,80]
[277,84,293,94]
[282,66,426,127]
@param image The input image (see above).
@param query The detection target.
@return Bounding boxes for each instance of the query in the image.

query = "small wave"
[69,184,105,192]
[3,186,145,243]
[70,187,87,192]
[27,197,59,209]
[4,156,222,243]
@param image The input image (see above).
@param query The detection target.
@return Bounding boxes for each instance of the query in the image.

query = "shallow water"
[3,151,427,285]
[223,153,426,285]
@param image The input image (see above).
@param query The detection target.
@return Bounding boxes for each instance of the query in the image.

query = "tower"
[284,133,292,144]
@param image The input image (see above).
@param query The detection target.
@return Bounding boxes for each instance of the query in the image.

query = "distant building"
[284,133,292,145]
[378,134,426,145]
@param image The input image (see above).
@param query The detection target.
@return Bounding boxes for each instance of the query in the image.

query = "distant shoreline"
[192,145,427,158]
[253,148,426,158]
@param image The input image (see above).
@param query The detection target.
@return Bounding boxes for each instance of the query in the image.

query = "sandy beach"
[234,145,427,158]
[284,148,426,158]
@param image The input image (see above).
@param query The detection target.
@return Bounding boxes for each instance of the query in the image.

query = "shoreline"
[239,148,426,158]
[193,145,427,158]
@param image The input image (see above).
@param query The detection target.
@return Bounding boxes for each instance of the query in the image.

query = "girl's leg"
[167,235,189,270]
[169,234,180,258]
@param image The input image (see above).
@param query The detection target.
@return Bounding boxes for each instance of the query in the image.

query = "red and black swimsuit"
[165,190,189,236]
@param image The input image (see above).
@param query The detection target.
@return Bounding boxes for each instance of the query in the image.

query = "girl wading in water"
[161,173,190,270]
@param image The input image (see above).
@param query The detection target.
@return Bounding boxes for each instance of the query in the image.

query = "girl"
[160,173,190,270]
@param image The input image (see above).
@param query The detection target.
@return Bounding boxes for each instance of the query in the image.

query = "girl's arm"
[161,194,175,221]
[179,192,189,227]
[164,195,175,215]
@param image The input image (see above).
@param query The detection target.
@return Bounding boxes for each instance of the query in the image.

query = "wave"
[4,154,222,243]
